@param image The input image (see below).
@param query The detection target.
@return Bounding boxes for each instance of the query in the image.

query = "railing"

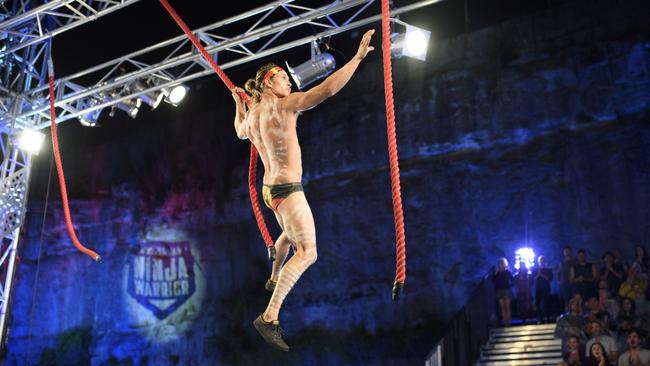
[425,269,495,366]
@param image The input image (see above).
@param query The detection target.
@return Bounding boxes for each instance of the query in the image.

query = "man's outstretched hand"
[355,29,375,60]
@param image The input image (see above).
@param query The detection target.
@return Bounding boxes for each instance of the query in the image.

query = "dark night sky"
[50,0,573,84]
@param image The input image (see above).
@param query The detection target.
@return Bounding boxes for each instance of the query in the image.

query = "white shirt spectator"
[618,349,650,366]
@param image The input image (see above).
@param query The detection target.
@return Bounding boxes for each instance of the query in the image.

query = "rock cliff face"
[5,0,650,364]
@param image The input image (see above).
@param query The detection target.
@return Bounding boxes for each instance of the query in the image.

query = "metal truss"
[1,0,440,130]
[0,130,33,350]
[0,0,141,57]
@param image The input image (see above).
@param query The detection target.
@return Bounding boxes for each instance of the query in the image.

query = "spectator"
[601,251,625,296]
[585,321,619,364]
[586,296,612,329]
[515,261,533,320]
[571,250,598,302]
[559,247,577,309]
[534,255,554,323]
[585,342,608,366]
[617,329,650,366]
[598,281,619,320]
[620,264,648,300]
[559,335,586,366]
[618,298,638,324]
[616,318,635,354]
[556,298,588,347]
[614,249,629,275]
[634,247,650,277]
[492,257,514,327]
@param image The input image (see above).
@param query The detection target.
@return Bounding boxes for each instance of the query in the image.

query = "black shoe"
[253,315,290,352]
[265,279,276,292]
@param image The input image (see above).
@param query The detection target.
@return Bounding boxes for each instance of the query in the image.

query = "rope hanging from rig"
[157,0,275,259]
[47,59,101,263]
[380,0,407,300]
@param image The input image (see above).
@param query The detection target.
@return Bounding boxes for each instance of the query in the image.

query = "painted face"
[266,70,292,97]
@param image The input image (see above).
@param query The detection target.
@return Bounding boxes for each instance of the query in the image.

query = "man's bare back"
[244,93,303,185]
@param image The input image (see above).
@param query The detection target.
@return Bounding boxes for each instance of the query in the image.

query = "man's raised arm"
[284,29,374,112]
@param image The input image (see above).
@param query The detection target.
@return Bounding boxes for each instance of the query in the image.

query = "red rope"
[47,61,101,263]
[380,0,407,299]
[158,0,274,249]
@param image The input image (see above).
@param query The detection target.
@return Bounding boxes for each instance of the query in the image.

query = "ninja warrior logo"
[127,241,195,319]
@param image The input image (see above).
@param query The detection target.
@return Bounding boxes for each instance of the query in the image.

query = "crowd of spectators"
[493,246,650,365]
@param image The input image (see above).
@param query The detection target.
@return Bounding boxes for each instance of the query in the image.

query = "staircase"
[478,323,562,365]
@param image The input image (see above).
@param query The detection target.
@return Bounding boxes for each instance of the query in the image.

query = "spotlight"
[17,129,45,155]
[167,85,187,105]
[78,109,102,127]
[111,99,142,119]
[158,84,188,107]
[390,21,431,61]
[514,247,536,273]
[133,81,165,109]
[286,41,336,90]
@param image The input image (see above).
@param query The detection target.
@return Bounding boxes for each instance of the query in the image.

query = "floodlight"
[168,85,187,105]
[111,99,142,119]
[514,247,536,273]
[390,21,431,61]
[17,129,45,155]
[286,41,336,90]
[79,109,102,127]
[133,81,165,109]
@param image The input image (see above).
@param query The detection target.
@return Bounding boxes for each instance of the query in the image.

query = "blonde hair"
[244,62,279,104]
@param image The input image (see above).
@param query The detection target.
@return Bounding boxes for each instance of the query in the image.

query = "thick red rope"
[380,0,407,299]
[158,0,274,250]
[47,61,101,263]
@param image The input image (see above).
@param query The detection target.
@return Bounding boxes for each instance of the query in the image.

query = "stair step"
[481,351,562,361]
[491,328,555,338]
[491,324,556,335]
[483,339,561,349]
[489,334,556,343]
[479,358,562,366]
[482,345,561,355]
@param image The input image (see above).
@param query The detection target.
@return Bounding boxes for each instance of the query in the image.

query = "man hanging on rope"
[231,29,375,352]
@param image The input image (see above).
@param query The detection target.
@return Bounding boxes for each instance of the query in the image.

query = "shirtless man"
[231,29,375,351]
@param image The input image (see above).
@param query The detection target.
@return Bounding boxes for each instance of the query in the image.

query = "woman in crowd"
[585,342,608,366]
[493,257,514,326]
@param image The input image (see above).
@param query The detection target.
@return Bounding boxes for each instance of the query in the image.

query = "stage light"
[78,109,102,127]
[111,99,142,119]
[390,21,430,61]
[285,41,336,90]
[133,81,165,109]
[514,247,536,273]
[168,85,187,105]
[17,129,45,155]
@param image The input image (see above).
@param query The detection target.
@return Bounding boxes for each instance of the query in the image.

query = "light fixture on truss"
[390,19,431,61]
[133,81,165,110]
[17,129,45,155]
[111,99,142,119]
[285,41,336,90]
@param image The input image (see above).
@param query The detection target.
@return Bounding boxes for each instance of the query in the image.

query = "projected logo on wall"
[127,241,195,319]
